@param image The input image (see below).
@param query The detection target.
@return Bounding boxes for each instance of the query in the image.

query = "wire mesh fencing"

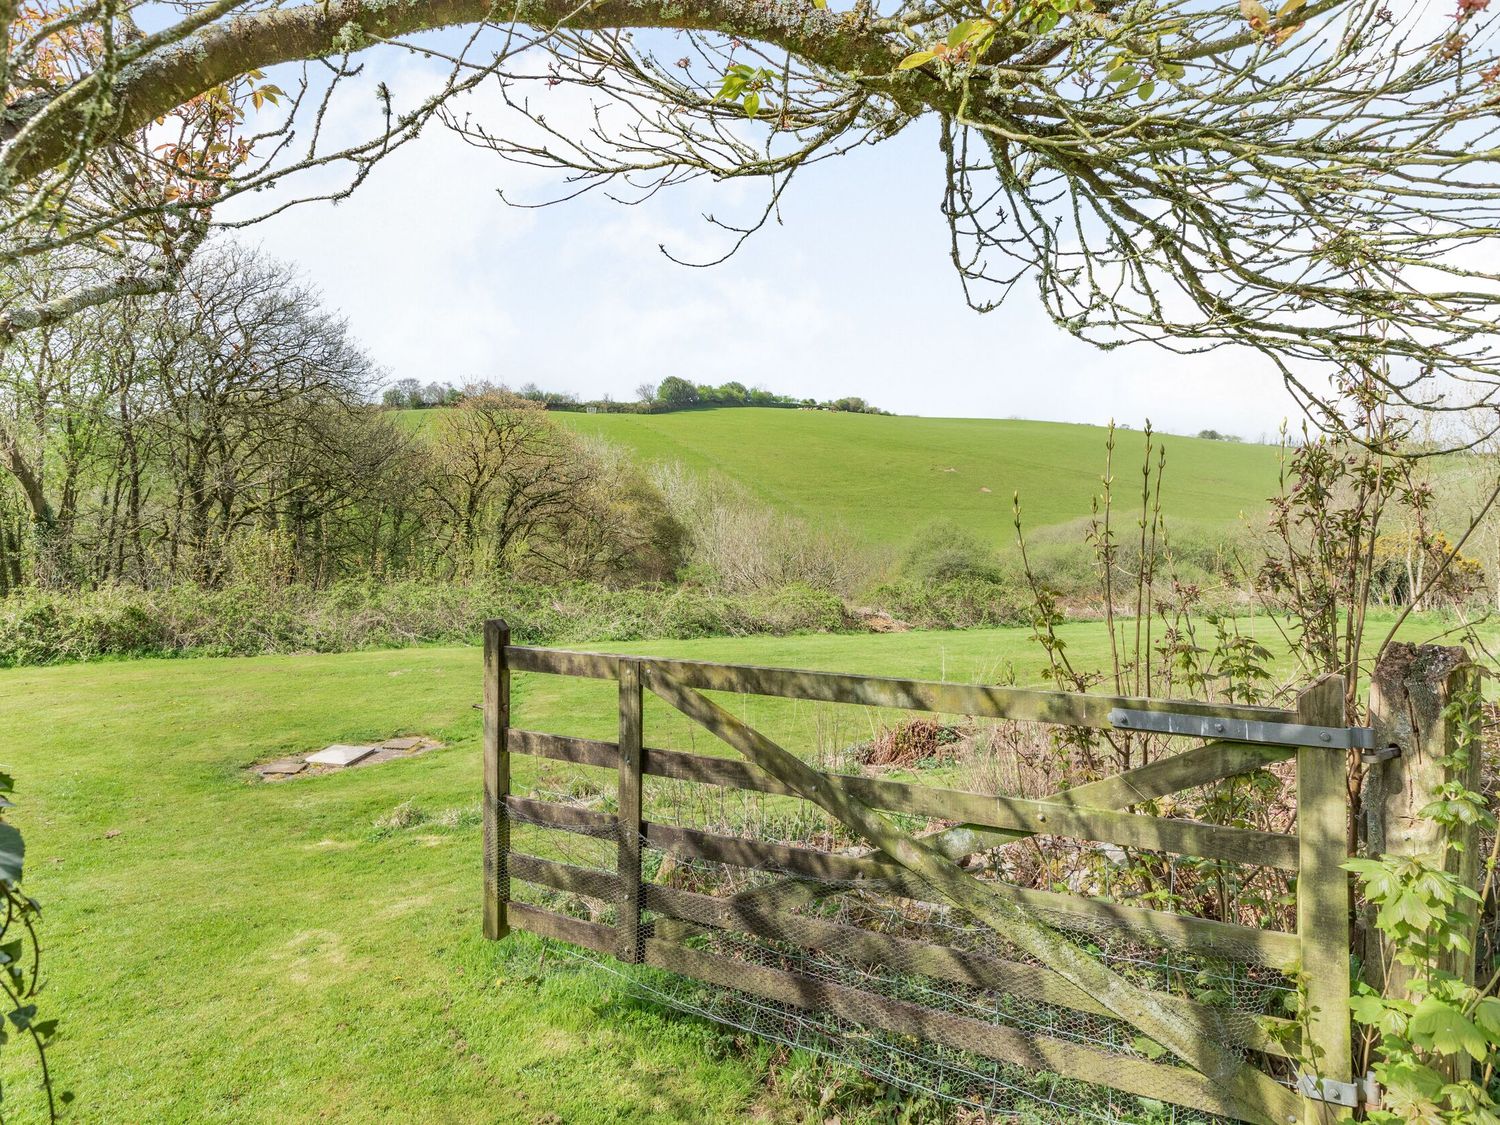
[502,793,1301,1125]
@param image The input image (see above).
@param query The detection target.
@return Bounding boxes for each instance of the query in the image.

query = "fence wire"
[502,779,1300,1125]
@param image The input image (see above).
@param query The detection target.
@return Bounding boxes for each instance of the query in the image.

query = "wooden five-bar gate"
[481,620,1373,1124]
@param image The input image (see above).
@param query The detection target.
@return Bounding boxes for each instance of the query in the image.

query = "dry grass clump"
[857,718,965,769]
[373,799,427,833]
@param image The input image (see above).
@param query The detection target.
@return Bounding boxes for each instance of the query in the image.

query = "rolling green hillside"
[554,409,1281,545]
[404,406,1283,546]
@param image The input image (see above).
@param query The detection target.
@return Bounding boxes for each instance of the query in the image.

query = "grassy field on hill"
[553,410,1281,544]
[0,612,1475,1123]
[406,407,1283,545]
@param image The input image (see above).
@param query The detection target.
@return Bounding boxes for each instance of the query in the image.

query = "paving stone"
[381,737,424,751]
[306,744,376,767]
[257,758,308,776]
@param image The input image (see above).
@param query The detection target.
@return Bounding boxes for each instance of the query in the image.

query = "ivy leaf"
[0,824,23,885]
[1408,996,1488,1060]
[7,1005,35,1031]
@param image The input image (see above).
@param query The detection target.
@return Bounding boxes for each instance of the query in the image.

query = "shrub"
[898,520,1003,584]
[0,578,861,666]
[650,462,868,594]
[867,576,1029,630]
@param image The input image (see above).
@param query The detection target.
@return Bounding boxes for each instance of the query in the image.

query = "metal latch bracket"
[1108,708,1376,749]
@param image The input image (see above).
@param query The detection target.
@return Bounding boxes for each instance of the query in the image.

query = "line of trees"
[381,376,887,416]
[0,244,685,592]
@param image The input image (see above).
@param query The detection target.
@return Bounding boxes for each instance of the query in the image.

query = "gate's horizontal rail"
[503,797,1301,969]
[510,852,619,900]
[505,646,1299,733]
[508,731,1299,869]
[511,729,1296,808]
[505,900,1299,1123]
[506,794,615,833]
[640,882,1297,1057]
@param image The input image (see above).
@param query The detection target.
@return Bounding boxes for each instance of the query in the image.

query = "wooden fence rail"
[484,621,1371,1125]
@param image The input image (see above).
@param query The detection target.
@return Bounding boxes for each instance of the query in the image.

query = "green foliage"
[0,579,856,666]
[655,376,700,407]
[380,377,461,409]
[713,64,777,117]
[1344,681,1500,1124]
[0,776,62,1120]
[468,381,886,416]
[866,576,1029,630]
[898,519,1003,584]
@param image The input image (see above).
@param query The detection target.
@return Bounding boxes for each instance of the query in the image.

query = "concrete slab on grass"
[307,744,376,767]
[381,737,424,751]
[257,758,308,776]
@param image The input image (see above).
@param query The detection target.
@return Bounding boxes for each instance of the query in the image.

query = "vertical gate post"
[616,659,644,963]
[1296,674,1354,1122]
[1365,644,1480,1034]
[483,619,511,940]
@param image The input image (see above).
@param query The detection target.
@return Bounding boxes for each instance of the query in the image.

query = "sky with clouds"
[226,43,1304,440]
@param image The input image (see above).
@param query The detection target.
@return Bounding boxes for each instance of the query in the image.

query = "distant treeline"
[380,375,888,416]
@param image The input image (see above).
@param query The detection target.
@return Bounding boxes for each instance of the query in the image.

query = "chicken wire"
[501,788,1299,1125]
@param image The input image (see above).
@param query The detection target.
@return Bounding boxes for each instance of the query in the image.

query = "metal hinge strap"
[1295,1072,1381,1108]
[1107,708,1375,749]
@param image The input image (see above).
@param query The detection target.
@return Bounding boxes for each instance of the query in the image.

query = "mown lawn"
[0,614,1479,1122]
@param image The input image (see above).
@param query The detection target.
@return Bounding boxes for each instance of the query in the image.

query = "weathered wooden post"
[1295,674,1355,1123]
[483,619,511,940]
[1364,643,1481,997]
[616,658,644,962]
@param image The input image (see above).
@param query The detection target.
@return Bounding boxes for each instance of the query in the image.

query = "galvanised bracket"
[1295,1072,1380,1109]
[1107,708,1376,750]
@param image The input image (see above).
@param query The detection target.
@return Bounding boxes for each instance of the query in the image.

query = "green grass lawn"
[0,614,1477,1122]
[409,407,1283,545]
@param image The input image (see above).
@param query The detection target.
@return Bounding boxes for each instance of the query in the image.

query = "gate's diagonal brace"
[645,669,1298,1125]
